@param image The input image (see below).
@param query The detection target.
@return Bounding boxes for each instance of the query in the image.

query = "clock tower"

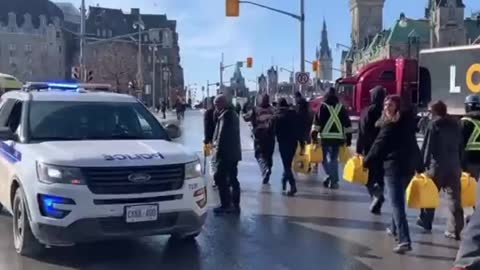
[350,0,385,49]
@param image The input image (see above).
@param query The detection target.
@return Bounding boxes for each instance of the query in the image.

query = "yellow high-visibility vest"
[462,117,480,151]
[317,103,344,140]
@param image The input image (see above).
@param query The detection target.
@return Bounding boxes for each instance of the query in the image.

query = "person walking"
[295,91,313,145]
[161,101,167,119]
[211,95,242,215]
[461,94,480,180]
[356,86,386,215]
[364,95,423,254]
[244,94,275,184]
[203,97,216,146]
[311,87,352,189]
[272,98,301,196]
[417,101,464,240]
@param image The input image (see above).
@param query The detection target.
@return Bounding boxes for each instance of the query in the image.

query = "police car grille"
[83,165,184,194]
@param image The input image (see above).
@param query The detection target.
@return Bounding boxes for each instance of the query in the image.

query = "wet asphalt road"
[0,110,460,270]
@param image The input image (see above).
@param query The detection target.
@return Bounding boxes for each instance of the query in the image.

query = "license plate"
[125,204,158,223]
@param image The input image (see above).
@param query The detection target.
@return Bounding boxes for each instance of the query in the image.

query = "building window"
[27,57,32,64]
[380,71,395,81]
[59,46,62,53]
[56,31,61,38]
[9,43,16,51]
[108,29,113,37]
[448,6,456,21]
[102,29,107,37]
[9,57,15,65]
[143,34,149,42]
[97,29,101,37]
[25,44,32,52]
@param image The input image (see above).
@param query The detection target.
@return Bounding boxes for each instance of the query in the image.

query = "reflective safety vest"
[318,103,344,140]
[462,117,480,151]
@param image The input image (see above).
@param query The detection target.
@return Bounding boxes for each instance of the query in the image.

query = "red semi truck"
[335,44,480,117]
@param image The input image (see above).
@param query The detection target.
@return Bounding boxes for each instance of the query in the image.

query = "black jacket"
[212,107,242,164]
[462,111,480,167]
[296,98,313,142]
[421,116,462,177]
[356,86,385,155]
[364,109,423,177]
[273,107,301,145]
[313,94,352,146]
[203,108,216,144]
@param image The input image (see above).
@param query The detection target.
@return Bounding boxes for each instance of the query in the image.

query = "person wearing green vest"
[311,87,352,189]
[461,94,480,180]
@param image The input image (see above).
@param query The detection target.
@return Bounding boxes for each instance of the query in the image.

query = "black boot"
[369,195,385,215]
[282,179,287,192]
[323,177,330,188]
[287,180,297,196]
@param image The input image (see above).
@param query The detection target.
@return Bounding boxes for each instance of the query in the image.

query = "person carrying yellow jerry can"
[356,86,386,215]
[311,87,352,190]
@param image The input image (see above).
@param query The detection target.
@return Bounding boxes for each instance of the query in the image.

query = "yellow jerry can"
[307,144,323,163]
[292,152,310,174]
[461,172,477,208]
[343,155,368,185]
[406,174,439,209]
[338,145,353,164]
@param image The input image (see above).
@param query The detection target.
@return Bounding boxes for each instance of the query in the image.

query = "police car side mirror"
[0,127,15,141]
[165,124,181,139]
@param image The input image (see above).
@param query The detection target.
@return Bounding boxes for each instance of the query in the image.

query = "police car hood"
[29,140,197,167]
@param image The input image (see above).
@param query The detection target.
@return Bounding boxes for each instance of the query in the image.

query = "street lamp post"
[149,43,159,109]
[133,18,145,93]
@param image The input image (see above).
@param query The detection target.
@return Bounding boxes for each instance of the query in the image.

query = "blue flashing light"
[47,82,79,89]
[38,194,74,219]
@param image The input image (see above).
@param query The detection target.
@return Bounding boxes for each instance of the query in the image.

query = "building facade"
[226,64,249,97]
[0,0,66,83]
[342,0,480,74]
[267,66,278,96]
[316,19,333,81]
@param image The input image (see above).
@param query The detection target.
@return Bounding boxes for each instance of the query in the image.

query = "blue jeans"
[322,145,339,183]
[385,175,411,245]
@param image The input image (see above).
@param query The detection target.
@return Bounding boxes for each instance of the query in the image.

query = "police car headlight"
[36,162,86,185]
[185,160,202,180]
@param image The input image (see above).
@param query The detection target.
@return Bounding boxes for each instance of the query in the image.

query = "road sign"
[296,72,310,85]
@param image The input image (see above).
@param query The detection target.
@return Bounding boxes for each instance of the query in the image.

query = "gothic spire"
[319,18,331,59]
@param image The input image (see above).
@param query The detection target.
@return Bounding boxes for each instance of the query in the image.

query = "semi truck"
[336,44,480,117]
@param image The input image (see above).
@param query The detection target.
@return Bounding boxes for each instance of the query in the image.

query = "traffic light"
[312,60,319,72]
[246,57,253,68]
[226,0,239,17]
[87,70,94,82]
[71,66,80,80]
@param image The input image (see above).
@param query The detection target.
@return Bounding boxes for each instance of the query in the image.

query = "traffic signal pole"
[235,0,306,93]
[79,0,86,82]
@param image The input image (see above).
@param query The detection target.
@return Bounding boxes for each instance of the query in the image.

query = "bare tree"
[85,42,140,93]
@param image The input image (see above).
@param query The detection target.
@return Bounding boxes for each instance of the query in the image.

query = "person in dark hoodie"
[311,87,352,189]
[417,101,463,240]
[203,97,217,147]
[272,98,302,196]
[364,95,423,254]
[357,86,386,215]
[244,94,275,184]
[211,94,242,215]
[295,91,313,144]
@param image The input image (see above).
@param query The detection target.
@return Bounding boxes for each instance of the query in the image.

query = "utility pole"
[219,53,224,92]
[149,44,158,109]
[79,0,86,82]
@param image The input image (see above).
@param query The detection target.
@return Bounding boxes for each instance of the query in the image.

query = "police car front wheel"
[13,187,43,256]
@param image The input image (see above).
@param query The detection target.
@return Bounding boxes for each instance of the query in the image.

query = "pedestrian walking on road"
[364,95,423,254]
[311,87,352,189]
[212,95,242,215]
[356,86,386,215]
[417,101,464,240]
[461,94,480,180]
[243,94,275,184]
[295,91,313,145]
[203,97,216,146]
[161,101,167,119]
[272,98,302,196]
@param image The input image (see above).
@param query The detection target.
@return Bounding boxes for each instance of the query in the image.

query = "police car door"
[0,98,21,208]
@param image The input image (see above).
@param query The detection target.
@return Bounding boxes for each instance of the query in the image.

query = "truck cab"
[337,58,421,115]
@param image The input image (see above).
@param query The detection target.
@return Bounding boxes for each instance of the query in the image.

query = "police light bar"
[23,82,79,91]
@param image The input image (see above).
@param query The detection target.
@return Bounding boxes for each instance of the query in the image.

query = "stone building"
[0,0,66,82]
[258,74,267,95]
[226,64,249,97]
[316,19,333,81]
[342,0,480,74]
[267,66,278,96]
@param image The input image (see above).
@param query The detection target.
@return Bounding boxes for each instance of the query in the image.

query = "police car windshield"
[28,101,169,141]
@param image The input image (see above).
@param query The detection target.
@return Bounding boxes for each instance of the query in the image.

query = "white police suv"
[0,83,206,255]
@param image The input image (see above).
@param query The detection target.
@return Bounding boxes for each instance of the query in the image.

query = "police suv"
[0,83,206,255]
